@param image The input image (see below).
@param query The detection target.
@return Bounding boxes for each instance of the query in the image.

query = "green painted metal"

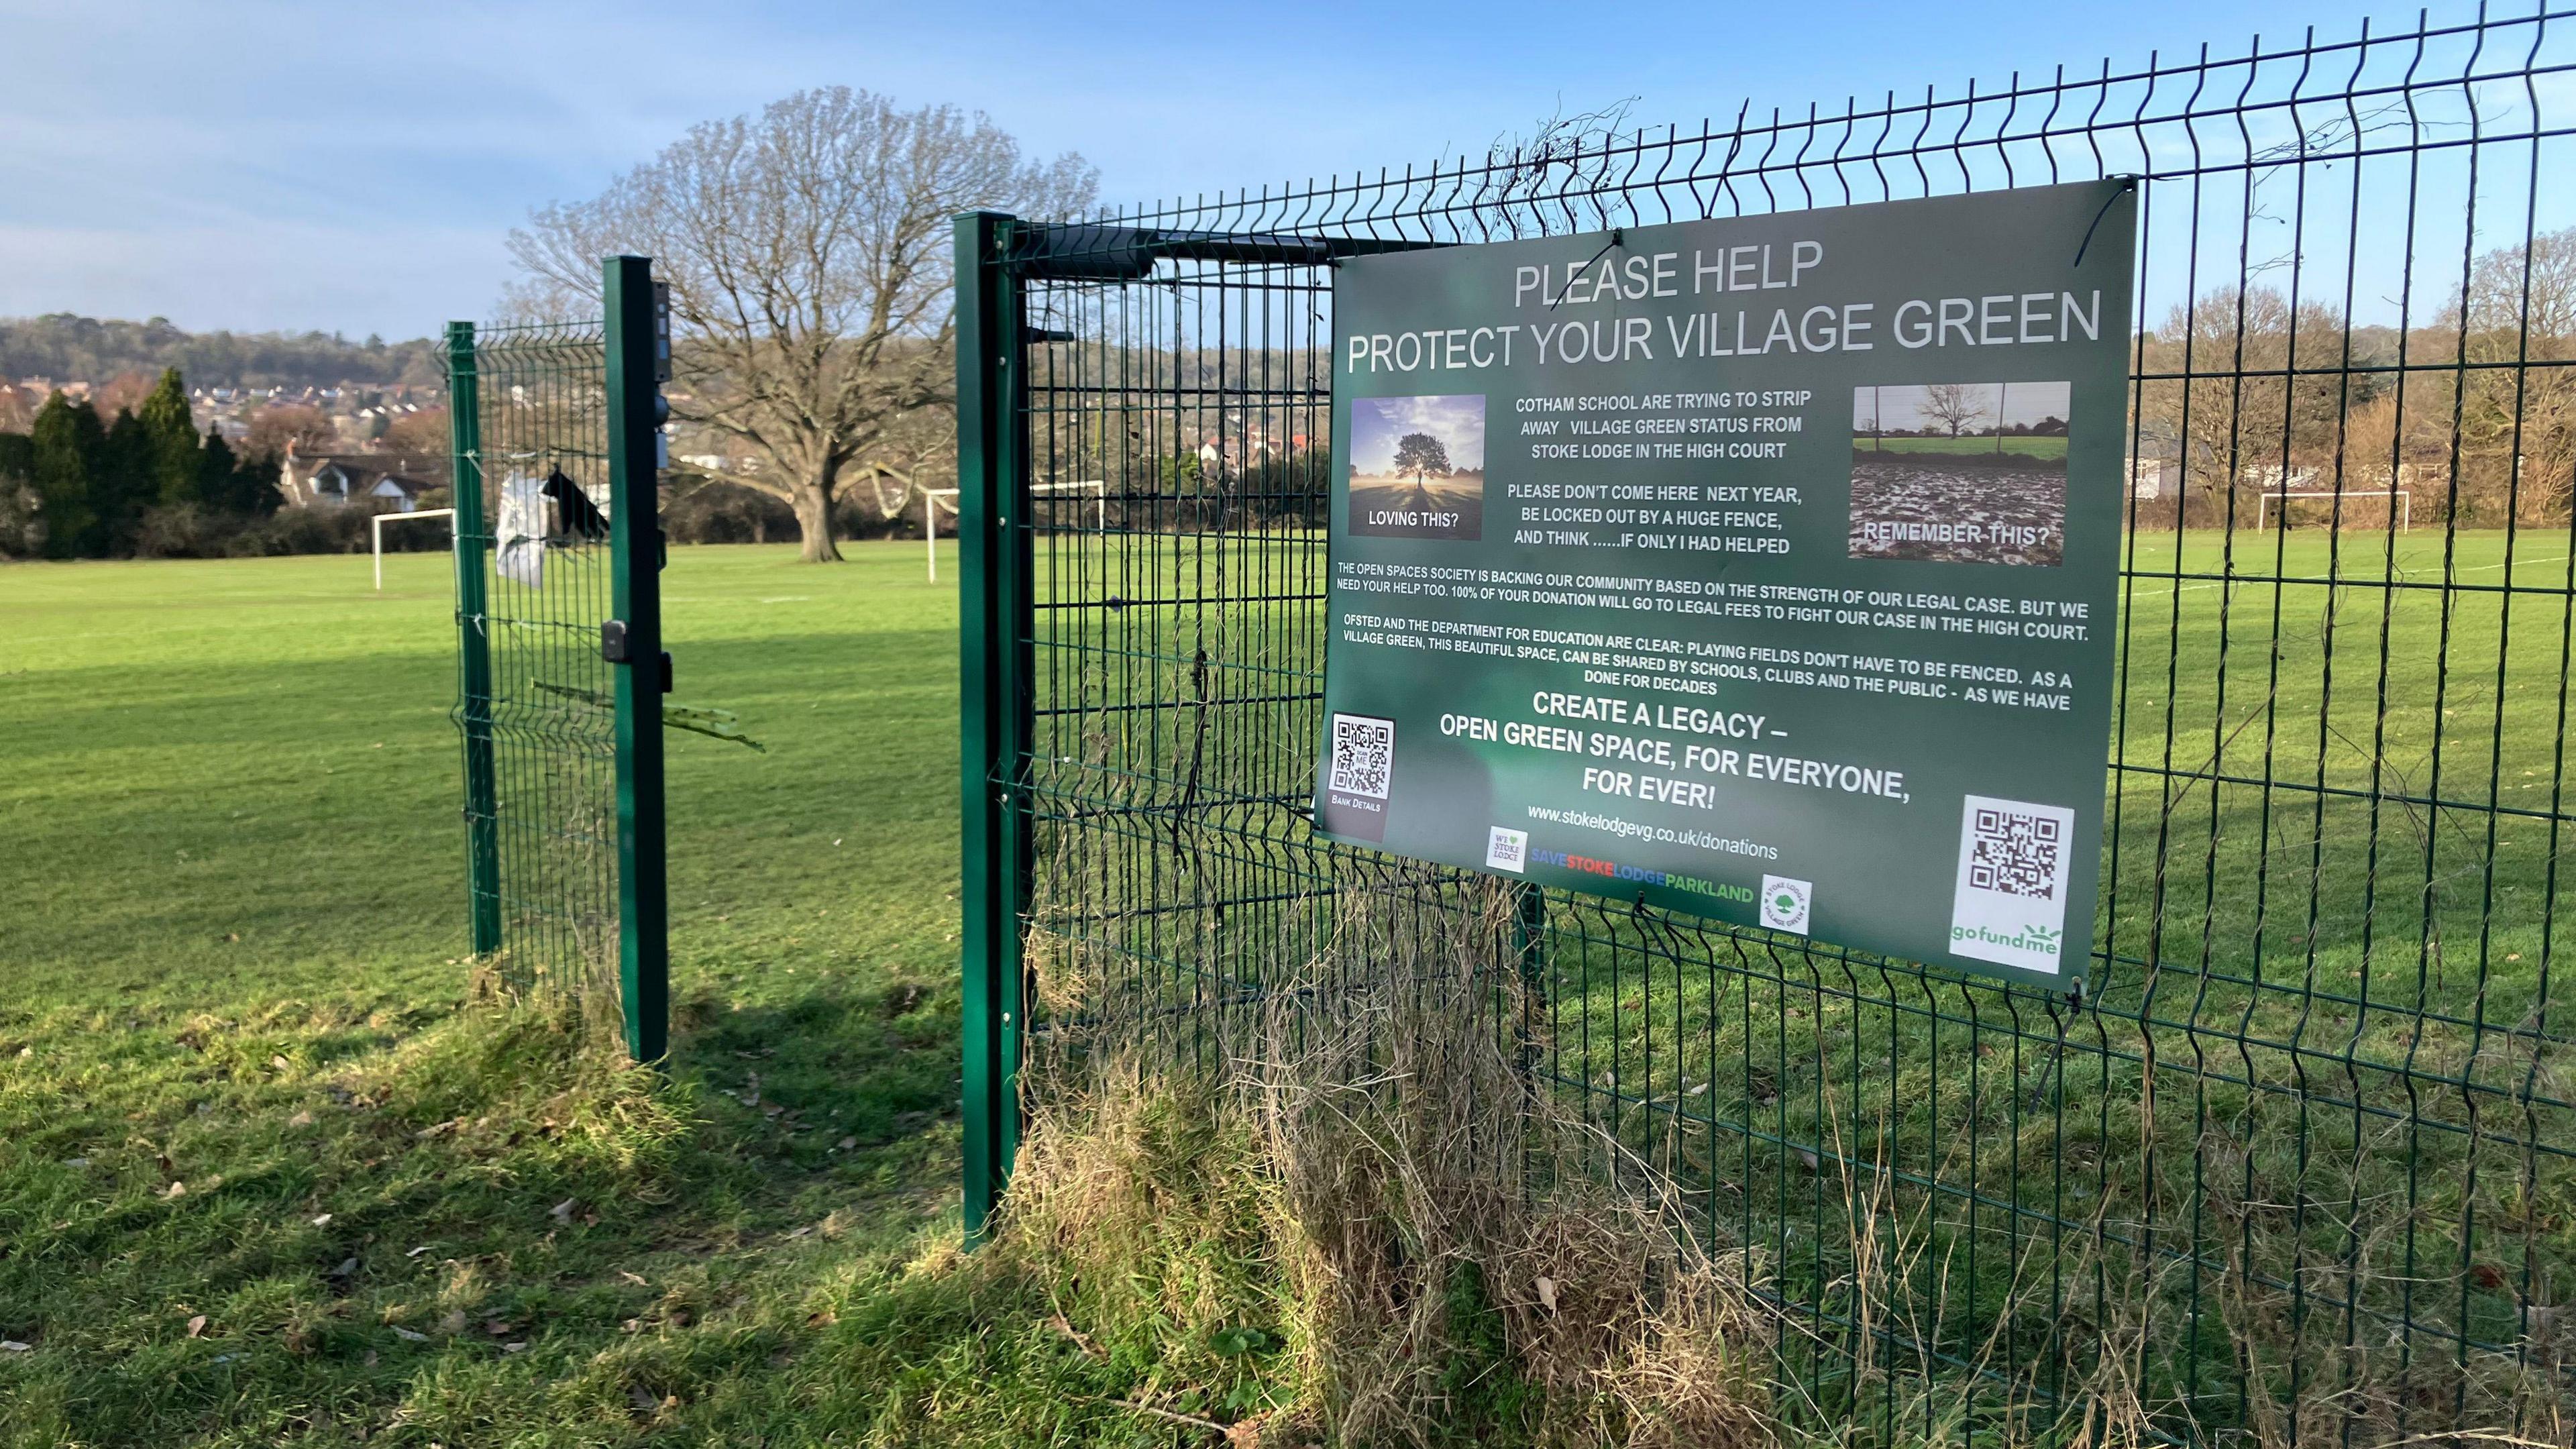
[955,210,1030,1241]
[444,316,619,1008]
[446,321,502,957]
[604,255,670,1065]
[439,292,667,1059]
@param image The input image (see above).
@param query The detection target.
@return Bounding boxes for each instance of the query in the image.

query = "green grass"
[0,544,1239,1447]
[1856,435,2068,458]
[1854,430,2071,453]
[1503,528,2576,1436]
[7,529,2572,1444]
[1008,526,2576,1438]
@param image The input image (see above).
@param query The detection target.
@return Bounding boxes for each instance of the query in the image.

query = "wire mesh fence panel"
[980,9,2576,1443]
[449,319,621,1002]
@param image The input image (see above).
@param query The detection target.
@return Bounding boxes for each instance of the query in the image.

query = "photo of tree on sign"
[1848,380,2070,566]
[1348,394,1485,540]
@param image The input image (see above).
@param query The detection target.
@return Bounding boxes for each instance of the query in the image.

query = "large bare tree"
[1919,382,1988,439]
[507,88,1095,560]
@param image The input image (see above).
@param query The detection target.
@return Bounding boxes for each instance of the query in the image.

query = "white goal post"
[921,480,1108,582]
[923,489,957,582]
[2255,490,2412,533]
[373,508,457,590]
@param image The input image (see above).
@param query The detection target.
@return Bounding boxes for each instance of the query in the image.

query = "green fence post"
[956,211,1028,1242]
[447,321,502,959]
[604,256,669,1065]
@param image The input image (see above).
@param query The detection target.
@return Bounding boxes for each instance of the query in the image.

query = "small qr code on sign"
[1951,796,2076,975]
[1329,714,1395,800]
[1968,807,2063,899]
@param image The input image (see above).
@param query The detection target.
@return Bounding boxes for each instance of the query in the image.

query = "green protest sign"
[1314,180,2136,991]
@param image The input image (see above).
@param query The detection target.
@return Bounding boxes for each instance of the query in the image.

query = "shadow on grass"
[0,973,1079,1446]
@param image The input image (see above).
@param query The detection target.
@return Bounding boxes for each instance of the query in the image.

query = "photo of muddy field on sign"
[1348,394,1487,541]
[1849,382,2069,566]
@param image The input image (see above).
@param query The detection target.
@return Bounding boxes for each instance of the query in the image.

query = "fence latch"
[601,620,675,694]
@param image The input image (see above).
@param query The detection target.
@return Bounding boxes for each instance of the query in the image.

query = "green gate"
[961,12,2576,1444]
[448,256,670,1062]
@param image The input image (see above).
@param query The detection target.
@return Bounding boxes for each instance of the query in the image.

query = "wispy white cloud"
[0,0,2500,336]
[1354,394,1486,473]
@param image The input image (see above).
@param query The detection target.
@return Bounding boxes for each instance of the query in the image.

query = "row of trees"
[0,315,441,392]
[2137,226,2576,528]
[0,369,280,559]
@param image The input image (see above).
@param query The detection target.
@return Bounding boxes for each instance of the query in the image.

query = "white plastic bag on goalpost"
[496,473,547,588]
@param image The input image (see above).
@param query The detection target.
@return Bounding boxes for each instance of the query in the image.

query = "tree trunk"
[791,479,843,562]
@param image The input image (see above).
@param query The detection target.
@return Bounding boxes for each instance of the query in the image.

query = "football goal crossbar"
[922,480,1107,582]
[2254,490,2412,533]
[374,508,458,590]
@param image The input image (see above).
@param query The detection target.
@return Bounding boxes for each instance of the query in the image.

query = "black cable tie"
[2071,177,2139,270]
[1548,228,1625,309]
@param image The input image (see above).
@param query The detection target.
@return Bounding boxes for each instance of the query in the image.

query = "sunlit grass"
[0,543,1208,1447]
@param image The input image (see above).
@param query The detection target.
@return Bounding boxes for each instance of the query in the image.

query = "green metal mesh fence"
[966,10,2576,1443]
[448,319,621,1000]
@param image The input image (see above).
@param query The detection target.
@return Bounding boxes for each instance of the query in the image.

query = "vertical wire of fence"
[978,8,2576,1442]
[448,319,621,1001]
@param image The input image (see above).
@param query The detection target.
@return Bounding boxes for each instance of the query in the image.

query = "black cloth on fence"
[544,468,608,540]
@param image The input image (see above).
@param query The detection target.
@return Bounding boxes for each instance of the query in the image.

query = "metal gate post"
[447,321,502,958]
[604,255,669,1064]
[956,210,1030,1242]
[1514,883,1546,1065]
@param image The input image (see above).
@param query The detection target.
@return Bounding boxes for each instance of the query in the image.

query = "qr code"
[1968,807,2062,899]
[1329,714,1395,800]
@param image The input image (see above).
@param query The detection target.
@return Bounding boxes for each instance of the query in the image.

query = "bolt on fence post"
[956,211,1030,1244]
[605,256,669,1065]
[447,321,502,959]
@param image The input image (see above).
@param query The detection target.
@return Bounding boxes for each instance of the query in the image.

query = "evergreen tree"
[198,429,236,508]
[0,431,34,557]
[199,430,277,516]
[30,392,105,558]
[134,367,204,506]
[100,407,155,554]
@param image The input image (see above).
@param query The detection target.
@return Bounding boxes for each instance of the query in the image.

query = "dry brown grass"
[1000,873,1776,1448]
[1003,839,2576,1446]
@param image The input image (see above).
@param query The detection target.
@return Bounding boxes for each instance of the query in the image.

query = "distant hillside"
[0,315,443,391]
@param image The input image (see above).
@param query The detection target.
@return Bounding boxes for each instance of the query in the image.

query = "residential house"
[278,443,451,511]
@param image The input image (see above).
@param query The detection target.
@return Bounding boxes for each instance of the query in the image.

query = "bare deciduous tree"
[2457,225,2576,521]
[1920,382,1988,439]
[507,88,1096,561]
[245,405,336,461]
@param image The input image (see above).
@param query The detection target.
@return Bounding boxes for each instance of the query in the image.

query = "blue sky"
[0,0,2508,339]
[1354,395,1487,475]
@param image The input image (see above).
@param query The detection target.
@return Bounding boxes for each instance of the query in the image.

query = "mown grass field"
[5,527,2571,1446]
[1014,525,2576,1437]
[1855,435,2068,458]
[0,544,1263,1448]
